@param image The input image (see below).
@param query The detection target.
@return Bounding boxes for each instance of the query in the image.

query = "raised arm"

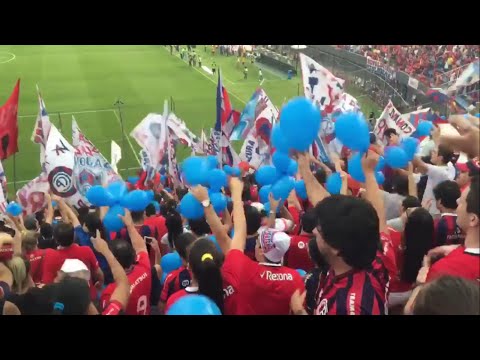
[53,196,80,227]
[439,115,480,158]
[267,193,282,229]
[221,205,233,234]
[44,193,54,225]
[297,152,330,206]
[91,230,129,310]
[191,185,232,255]
[407,162,418,199]
[119,210,147,254]
[361,150,387,234]
[229,177,246,252]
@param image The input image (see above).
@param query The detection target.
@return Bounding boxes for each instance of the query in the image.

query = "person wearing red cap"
[191,178,304,315]
[455,157,480,193]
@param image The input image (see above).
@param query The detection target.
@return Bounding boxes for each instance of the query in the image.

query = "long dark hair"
[188,237,224,313]
[401,208,433,284]
[165,209,183,249]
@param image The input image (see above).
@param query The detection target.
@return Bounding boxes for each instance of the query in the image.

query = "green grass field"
[0,45,379,191]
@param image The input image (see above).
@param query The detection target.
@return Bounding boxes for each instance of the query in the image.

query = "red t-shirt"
[284,234,314,272]
[164,286,199,314]
[221,249,305,315]
[160,265,192,303]
[144,216,168,242]
[426,246,480,282]
[287,206,302,235]
[41,244,99,300]
[25,248,55,285]
[433,214,465,248]
[387,229,413,293]
[100,251,152,315]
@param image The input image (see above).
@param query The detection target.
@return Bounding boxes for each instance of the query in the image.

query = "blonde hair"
[21,231,39,253]
[5,256,29,294]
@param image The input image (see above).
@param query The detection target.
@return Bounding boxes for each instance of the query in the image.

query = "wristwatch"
[201,199,211,208]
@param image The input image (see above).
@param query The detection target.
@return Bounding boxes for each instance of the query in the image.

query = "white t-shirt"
[423,163,455,215]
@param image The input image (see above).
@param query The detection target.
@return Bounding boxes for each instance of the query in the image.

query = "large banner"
[366,57,396,81]
[72,118,121,199]
[374,101,430,145]
[44,124,88,208]
[16,172,50,215]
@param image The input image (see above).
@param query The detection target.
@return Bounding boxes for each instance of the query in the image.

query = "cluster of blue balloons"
[415,121,433,137]
[6,202,23,216]
[179,155,232,220]
[348,152,386,184]
[86,181,154,231]
[166,294,221,315]
[276,97,322,152]
[160,252,182,284]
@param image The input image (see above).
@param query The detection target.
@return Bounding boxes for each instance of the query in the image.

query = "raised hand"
[190,185,210,203]
[361,150,379,174]
[91,229,109,255]
[118,209,134,227]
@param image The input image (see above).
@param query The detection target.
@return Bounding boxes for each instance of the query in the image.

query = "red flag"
[0,79,20,160]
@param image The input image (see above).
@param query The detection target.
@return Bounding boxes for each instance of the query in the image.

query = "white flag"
[111,140,122,173]
[72,118,122,200]
[31,86,52,170]
[16,172,50,215]
[167,127,182,189]
[44,124,88,208]
[300,53,345,115]
[0,160,7,213]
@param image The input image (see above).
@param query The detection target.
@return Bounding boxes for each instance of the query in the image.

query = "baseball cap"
[250,202,265,213]
[258,228,291,263]
[24,215,39,231]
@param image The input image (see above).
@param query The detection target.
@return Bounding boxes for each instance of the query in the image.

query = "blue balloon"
[166,294,221,315]
[255,165,278,186]
[6,202,22,217]
[259,185,272,203]
[121,190,149,211]
[375,156,386,172]
[159,167,166,175]
[287,160,298,176]
[86,185,114,207]
[264,201,281,214]
[272,152,291,173]
[348,152,365,183]
[230,167,241,177]
[161,252,182,274]
[51,201,57,208]
[271,124,290,153]
[223,165,232,175]
[335,112,370,152]
[475,113,480,118]
[271,176,295,200]
[107,181,127,203]
[326,173,342,195]
[401,137,420,161]
[296,269,307,277]
[145,190,154,201]
[160,175,167,184]
[179,193,204,220]
[207,235,222,252]
[127,176,139,184]
[280,97,321,151]
[385,146,408,169]
[207,155,219,169]
[164,187,172,193]
[208,169,228,191]
[294,180,307,200]
[182,156,210,186]
[416,121,434,137]
[103,205,125,232]
[375,171,385,185]
[210,192,228,215]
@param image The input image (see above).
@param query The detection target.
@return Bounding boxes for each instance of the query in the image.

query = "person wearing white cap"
[190,178,304,315]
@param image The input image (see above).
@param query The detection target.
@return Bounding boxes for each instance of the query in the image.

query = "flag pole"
[13,154,17,192]
[114,98,126,160]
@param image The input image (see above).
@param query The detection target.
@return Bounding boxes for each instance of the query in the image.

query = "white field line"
[18,108,115,119]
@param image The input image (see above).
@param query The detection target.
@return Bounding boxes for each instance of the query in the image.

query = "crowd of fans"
[0,111,479,314]
[338,45,479,88]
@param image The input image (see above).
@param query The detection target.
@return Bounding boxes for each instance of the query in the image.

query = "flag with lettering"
[16,172,50,215]
[0,79,20,160]
[44,124,88,208]
[72,118,121,200]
